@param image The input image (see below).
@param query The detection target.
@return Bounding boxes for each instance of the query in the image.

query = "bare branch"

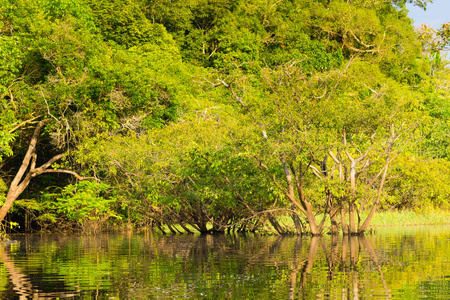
[344,43,381,54]
[309,165,323,179]
[312,87,327,99]
[40,88,60,124]
[328,150,341,164]
[32,153,65,174]
[217,79,248,108]
[34,169,99,181]
[8,115,43,134]
[349,30,375,48]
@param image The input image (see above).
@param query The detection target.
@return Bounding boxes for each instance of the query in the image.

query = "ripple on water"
[0,227,448,299]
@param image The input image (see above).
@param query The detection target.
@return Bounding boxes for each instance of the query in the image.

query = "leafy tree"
[0,0,186,226]
[386,154,450,210]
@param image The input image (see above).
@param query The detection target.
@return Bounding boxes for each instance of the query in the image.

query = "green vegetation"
[1,0,450,235]
[364,210,450,227]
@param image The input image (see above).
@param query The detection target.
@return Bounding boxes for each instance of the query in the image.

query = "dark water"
[0,226,449,299]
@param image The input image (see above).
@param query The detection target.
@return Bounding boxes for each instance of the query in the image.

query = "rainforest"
[1,0,450,236]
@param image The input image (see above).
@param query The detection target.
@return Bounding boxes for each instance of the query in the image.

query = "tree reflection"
[359,237,390,298]
[0,231,446,299]
[288,235,392,300]
[0,242,79,299]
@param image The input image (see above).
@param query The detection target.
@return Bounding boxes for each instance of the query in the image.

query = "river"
[0,225,449,299]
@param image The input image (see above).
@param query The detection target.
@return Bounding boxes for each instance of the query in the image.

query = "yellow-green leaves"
[50,181,120,224]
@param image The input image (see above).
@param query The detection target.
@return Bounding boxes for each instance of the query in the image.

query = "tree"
[0,0,187,226]
[0,121,90,223]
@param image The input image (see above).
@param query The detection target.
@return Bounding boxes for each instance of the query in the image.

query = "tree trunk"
[329,205,339,235]
[290,162,321,235]
[358,164,389,234]
[268,214,285,235]
[0,121,87,224]
[358,124,396,234]
[348,159,357,235]
[291,212,302,235]
[349,202,356,235]
[329,150,347,235]
[341,204,349,235]
[282,162,302,235]
[0,121,46,223]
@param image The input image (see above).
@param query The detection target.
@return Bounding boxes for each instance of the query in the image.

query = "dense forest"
[1,0,449,235]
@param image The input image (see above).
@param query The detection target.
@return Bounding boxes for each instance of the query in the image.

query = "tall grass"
[361,209,450,227]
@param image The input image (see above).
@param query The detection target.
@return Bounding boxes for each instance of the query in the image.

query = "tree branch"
[309,165,323,179]
[8,115,43,134]
[217,79,248,108]
[9,121,46,190]
[32,169,98,181]
[32,153,65,174]
[255,157,307,215]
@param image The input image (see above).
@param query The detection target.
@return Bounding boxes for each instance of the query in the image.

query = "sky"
[406,0,450,59]
[406,0,450,29]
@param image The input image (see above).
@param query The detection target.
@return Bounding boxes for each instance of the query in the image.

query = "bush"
[44,181,120,233]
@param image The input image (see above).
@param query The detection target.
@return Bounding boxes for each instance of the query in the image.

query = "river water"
[0,226,449,299]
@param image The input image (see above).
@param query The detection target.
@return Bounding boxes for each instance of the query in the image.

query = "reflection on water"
[0,226,448,299]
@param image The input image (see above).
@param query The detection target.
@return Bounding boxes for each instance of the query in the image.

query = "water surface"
[0,226,449,299]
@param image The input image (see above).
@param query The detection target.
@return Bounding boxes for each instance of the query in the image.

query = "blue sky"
[406,0,450,29]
